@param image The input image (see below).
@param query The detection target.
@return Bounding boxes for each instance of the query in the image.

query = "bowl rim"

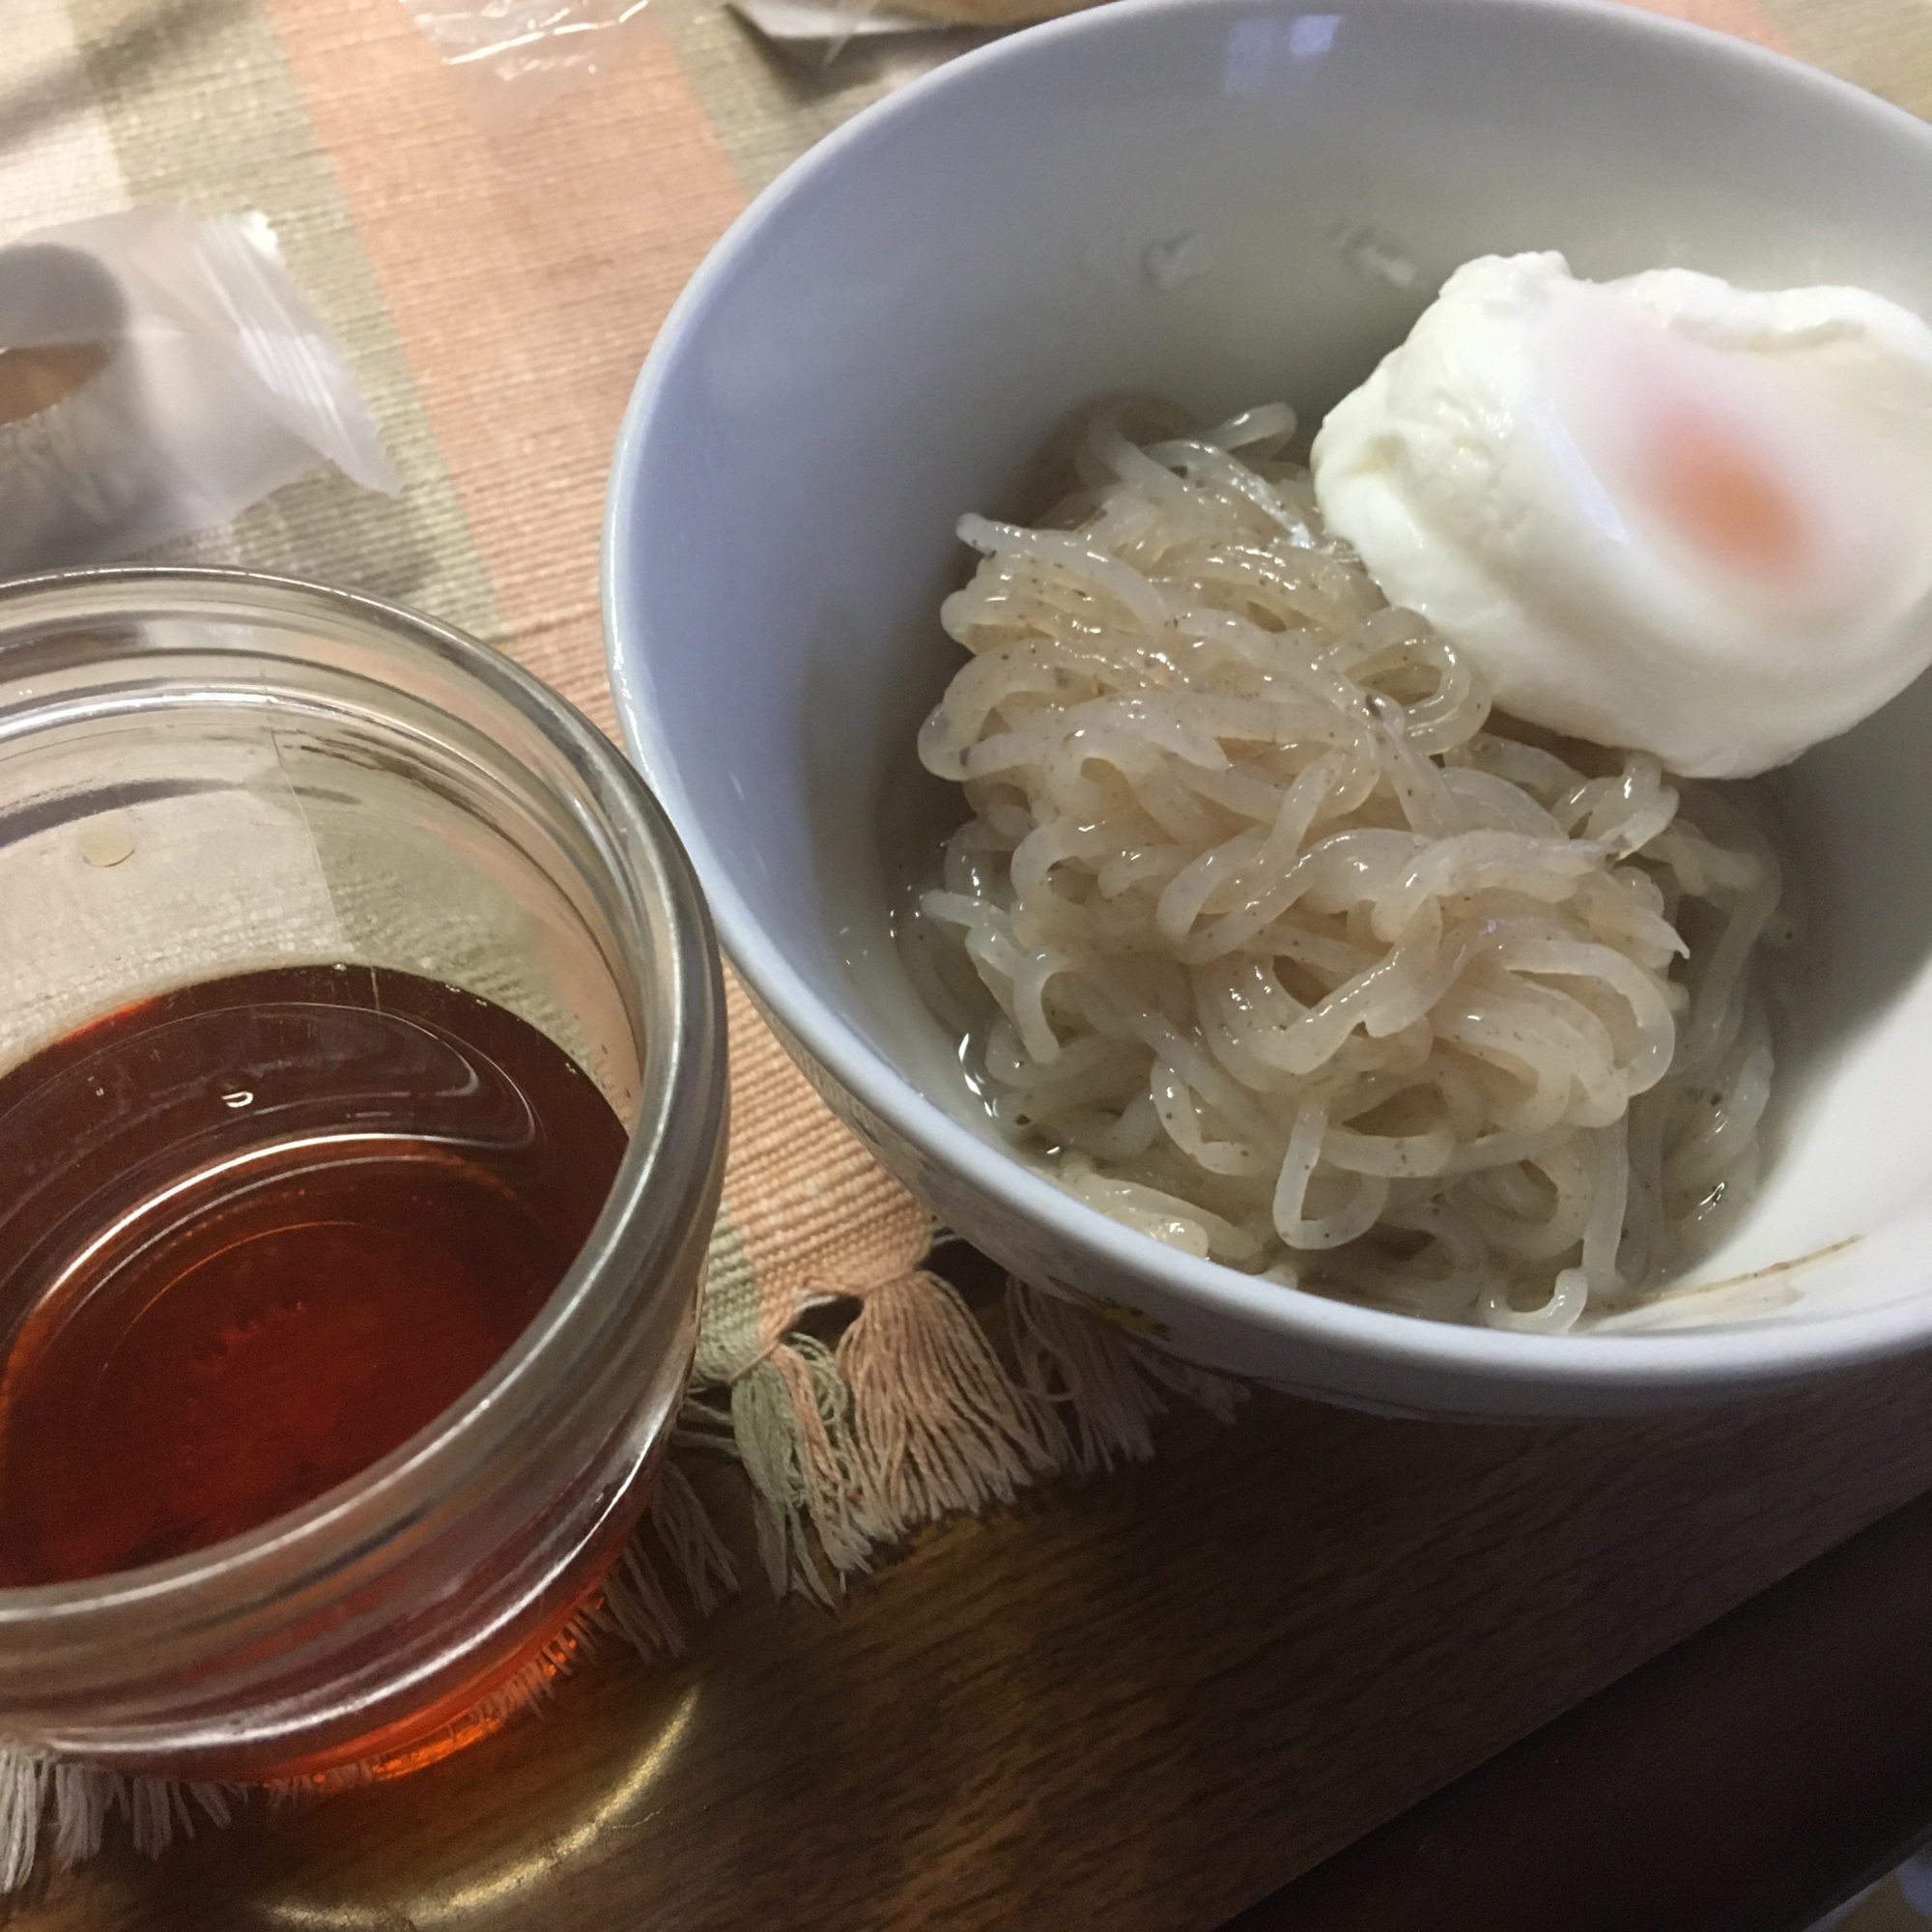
[604,0,1932,1395]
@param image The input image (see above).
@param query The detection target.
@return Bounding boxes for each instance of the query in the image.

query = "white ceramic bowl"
[606,0,1932,1418]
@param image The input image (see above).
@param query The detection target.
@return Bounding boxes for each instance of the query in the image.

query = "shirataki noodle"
[904,401,1783,1331]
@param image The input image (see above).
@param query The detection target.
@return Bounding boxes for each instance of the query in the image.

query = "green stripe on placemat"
[665,5,993,194]
[63,0,502,642]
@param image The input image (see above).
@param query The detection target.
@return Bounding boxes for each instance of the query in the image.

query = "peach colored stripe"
[259,0,749,732]
[1618,0,1793,53]
[263,3,935,1332]
[720,972,934,1339]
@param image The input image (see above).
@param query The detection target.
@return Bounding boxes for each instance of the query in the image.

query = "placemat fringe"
[0,1754,242,1889]
[1007,1280,1249,1474]
[647,1456,739,1615]
[729,1351,845,1605]
[0,1750,45,1891]
[594,1543,688,1660]
[840,1267,1065,1535]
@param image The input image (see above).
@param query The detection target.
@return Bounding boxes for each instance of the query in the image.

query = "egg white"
[1311,252,1932,777]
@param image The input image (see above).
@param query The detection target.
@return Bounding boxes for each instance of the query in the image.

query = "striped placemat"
[6,0,1932,1888]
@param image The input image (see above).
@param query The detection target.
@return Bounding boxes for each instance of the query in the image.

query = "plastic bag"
[0,209,400,577]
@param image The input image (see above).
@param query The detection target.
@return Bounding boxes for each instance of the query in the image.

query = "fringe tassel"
[270,1613,602,1808]
[730,1352,841,1605]
[648,1459,738,1616]
[598,1452,739,1658]
[186,1782,233,1833]
[770,1338,882,1577]
[50,1762,107,1870]
[1007,1279,1248,1473]
[0,1755,238,1890]
[671,1392,742,1460]
[599,1543,685,1659]
[458,1612,593,1730]
[46,1763,236,1867]
[839,1269,1066,1536]
[1,1748,46,1892]
[128,1778,183,1859]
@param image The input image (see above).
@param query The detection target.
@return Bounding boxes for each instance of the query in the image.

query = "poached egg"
[1310,252,1932,778]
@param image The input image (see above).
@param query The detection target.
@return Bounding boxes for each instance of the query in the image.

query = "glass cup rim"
[0,565,724,1641]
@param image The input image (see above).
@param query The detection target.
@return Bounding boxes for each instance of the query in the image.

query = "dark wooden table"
[1236,1483,1932,1931]
[20,1270,1932,1929]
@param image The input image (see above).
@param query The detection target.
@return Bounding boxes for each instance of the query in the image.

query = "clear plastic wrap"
[396,0,1078,96]
[0,210,399,577]
[400,0,680,117]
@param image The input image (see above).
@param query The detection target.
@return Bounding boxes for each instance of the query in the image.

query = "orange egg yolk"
[1640,399,1812,585]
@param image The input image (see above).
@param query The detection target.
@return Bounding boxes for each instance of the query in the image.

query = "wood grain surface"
[1232,1483,1932,1930]
[15,1293,1932,1931]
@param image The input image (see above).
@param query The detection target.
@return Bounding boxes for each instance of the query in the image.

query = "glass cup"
[0,568,725,1783]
